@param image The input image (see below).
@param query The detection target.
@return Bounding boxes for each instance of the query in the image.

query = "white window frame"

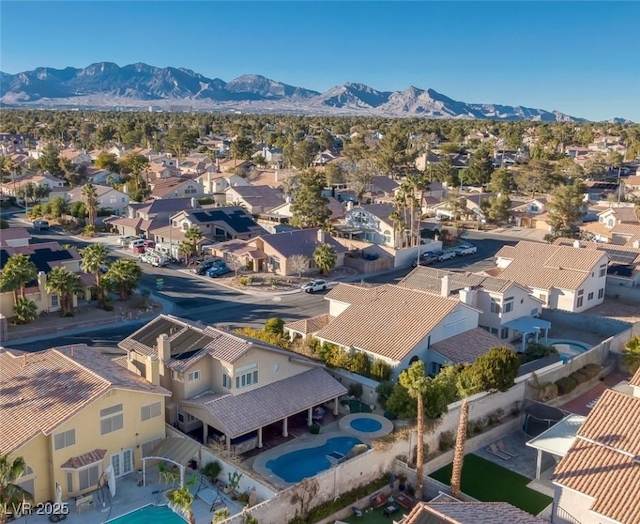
[598,288,604,299]
[490,299,501,314]
[77,463,101,492]
[222,368,232,389]
[51,294,59,308]
[140,401,162,421]
[503,297,514,313]
[235,364,258,389]
[187,370,201,382]
[141,438,162,458]
[100,404,124,435]
[54,429,76,450]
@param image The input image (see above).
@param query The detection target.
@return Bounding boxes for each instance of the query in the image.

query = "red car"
[133,245,146,254]
[144,240,156,248]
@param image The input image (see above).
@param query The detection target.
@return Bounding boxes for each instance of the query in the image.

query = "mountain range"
[1,62,587,121]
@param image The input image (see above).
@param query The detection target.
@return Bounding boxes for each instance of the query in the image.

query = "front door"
[110,449,134,478]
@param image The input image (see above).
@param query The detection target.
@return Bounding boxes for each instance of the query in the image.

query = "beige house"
[169,206,264,242]
[1,345,170,504]
[0,227,31,247]
[0,242,93,319]
[66,184,130,215]
[149,178,204,200]
[119,315,346,453]
[225,184,284,215]
[552,383,640,524]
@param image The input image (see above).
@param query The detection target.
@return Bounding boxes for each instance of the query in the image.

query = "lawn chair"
[395,493,415,509]
[351,506,363,517]
[370,493,388,508]
[488,443,511,460]
[497,439,518,458]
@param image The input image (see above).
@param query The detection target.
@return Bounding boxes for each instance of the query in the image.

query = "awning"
[503,316,551,334]
[146,437,200,467]
[181,368,347,438]
[61,449,107,469]
[526,414,586,457]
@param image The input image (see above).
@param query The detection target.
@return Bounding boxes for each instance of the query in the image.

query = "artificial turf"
[428,454,552,515]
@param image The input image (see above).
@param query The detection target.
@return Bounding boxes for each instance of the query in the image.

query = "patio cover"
[181,368,347,439]
[503,316,551,351]
[141,437,200,487]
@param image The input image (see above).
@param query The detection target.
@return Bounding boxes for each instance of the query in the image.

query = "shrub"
[581,363,601,379]
[371,359,392,381]
[348,383,363,399]
[511,401,521,417]
[487,408,504,426]
[309,423,321,435]
[555,377,578,395]
[375,381,395,408]
[83,224,96,237]
[468,418,486,436]
[202,460,222,483]
[238,275,255,286]
[348,351,371,376]
[345,443,368,459]
[570,370,589,385]
[439,430,455,452]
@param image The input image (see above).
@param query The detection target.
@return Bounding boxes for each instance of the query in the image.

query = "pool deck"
[10,467,243,524]
[338,413,394,439]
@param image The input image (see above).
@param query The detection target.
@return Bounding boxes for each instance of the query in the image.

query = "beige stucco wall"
[9,434,51,504]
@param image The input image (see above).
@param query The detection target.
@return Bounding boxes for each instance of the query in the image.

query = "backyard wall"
[605,286,640,302]
[343,255,394,274]
[541,308,632,337]
[328,368,380,405]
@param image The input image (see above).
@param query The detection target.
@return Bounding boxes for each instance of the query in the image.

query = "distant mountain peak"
[0,61,591,121]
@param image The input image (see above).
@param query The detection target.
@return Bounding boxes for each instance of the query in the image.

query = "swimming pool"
[350,417,383,433]
[108,504,185,523]
[266,436,364,483]
[550,340,591,360]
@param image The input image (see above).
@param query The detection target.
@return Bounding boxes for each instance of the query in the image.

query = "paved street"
[3,209,525,353]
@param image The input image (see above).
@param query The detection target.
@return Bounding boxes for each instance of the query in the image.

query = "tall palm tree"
[398,361,429,500]
[82,183,98,226]
[184,226,203,256]
[0,254,38,304]
[45,266,83,316]
[450,398,469,499]
[0,455,33,524]
[313,244,337,276]
[168,486,195,524]
[80,244,109,308]
[622,335,640,374]
[106,259,142,300]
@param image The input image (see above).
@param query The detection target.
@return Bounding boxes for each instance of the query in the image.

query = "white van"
[130,239,146,250]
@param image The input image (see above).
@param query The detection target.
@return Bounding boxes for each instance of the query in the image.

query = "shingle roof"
[180,368,346,437]
[399,266,516,295]
[0,346,170,455]
[403,501,548,524]
[284,314,334,335]
[260,228,347,259]
[495,241,608,291]
[316,284,462,362]
[552,389,640,524]
[430,328,514,364]
[0,227,30,246]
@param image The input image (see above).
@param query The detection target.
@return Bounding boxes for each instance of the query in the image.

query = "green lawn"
[429,454,552,515]
[344,506,409,524]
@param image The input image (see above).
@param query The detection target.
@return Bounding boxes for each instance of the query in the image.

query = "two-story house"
[66,184,130,215]
[118,315,346,453]
[398,266,547,351]
[169,206,265,243]
[492,241,609,312]
[59,149,93,167]
[1,345,170,504]
[509,198,549,229]
[225,184,284,215]
[149,178,204,200]
[0,242,93,318]
[0,174,67,201]
[293,283,508,378]
[340,203,406,248]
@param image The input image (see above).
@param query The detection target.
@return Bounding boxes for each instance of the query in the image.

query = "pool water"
[108,504,185,523]
[350,417,383,433]
[551,341,591,360]
[266,436,364,483]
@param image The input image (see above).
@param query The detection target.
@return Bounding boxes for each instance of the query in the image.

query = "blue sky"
[1,1,639,121]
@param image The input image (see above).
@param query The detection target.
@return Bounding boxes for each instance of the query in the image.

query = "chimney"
[317,229,326,244]
[346,201,354,211]
[146,355,160,385]
[157,334,171,364]
[573,240,581,248]
[458,286,475,307]
[191,197,197,209]
[70,346,75,358]
[440,275,451,298]
[632,240,640,249]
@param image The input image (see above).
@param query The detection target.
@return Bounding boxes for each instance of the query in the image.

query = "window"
[140,401,161,421]
[490,299,501,314]
[270,256,281,271]
[539,294,547,305]
[235,365,258,389]
[500,327,509,340]
[490,327,499,335]
[599,265,607,277]
[54,429,76,450]
[222,369,232,389]
[78,464,100,492]
[598,288,604,299]
[578,289,584,296]
[588,292,594,301]
[171,370,183,382]
[577,296,584,308]
[141,438,162,458]
[184,186,197,195]
[51,294,59,308]
[100,404,124,435]
[504,297,514,313]
[187,370,201,382]
[66,471,73,493]
[17,465,35,499]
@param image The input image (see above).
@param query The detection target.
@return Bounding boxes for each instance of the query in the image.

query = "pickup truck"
[437,250,457,262]
[454,245,478,256]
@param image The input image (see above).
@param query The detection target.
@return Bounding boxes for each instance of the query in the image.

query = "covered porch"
[141,437,201,487]
[504,316,552,352]
[181,368,347,454]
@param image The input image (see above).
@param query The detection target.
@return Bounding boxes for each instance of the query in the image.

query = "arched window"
[409,355,420,365]
[17,464,35,499]
[20,465,34,477]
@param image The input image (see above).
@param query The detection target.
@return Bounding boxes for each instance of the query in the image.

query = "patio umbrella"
[55,483,63,505]
[105,465,116,498]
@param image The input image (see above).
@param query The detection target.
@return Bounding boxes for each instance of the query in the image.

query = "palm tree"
[178,241,193,266]
[106,259,142,300]
[0,254,38,304]
[313,244,337,276]
[622,335,640,374]
[82,183,98,226]
[45,266,83,316]
[0,455,33,524]
[168,486,195,524]
[450,397,470,499]
[12,297,38,325]
[398,361,429,500]
[184,226,203,257]
[80,244,109,308]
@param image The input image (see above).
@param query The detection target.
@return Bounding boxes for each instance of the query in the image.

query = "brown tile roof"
[553,238,640,265]
[181,368,346,437]
[0,345,170,455]
[553,389,640,524]
[226,184,284,213]
[630,367,640,388]
[316,284,462,362]
[403,501,548,524]
[369,176,400,194]
[358,203,395,224]
[284,314,334,335]
[399,266,516,296]
[495,241,608,291]
[149,177,194,197]
[430,328,514,364]
[61,449,107,469]
[0,227,31,246]
[260,228,348,259]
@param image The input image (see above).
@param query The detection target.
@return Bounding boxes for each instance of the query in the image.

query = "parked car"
[437,250,457,262]
[301,280,328,293]
[412,253,439,267]
[33,219,49,230]
[119,235,137,247]
[133,245,146,254]
[194,258,223,275]
[206,264,231,278]
[454,245,477,256]
[130,239,146,250]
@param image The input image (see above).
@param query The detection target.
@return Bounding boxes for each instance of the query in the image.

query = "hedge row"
[555,364,601,396]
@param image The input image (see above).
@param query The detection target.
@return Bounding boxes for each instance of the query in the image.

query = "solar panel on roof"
[603,248,637,265]
[608,264,634,277]
[191,209,258,233]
